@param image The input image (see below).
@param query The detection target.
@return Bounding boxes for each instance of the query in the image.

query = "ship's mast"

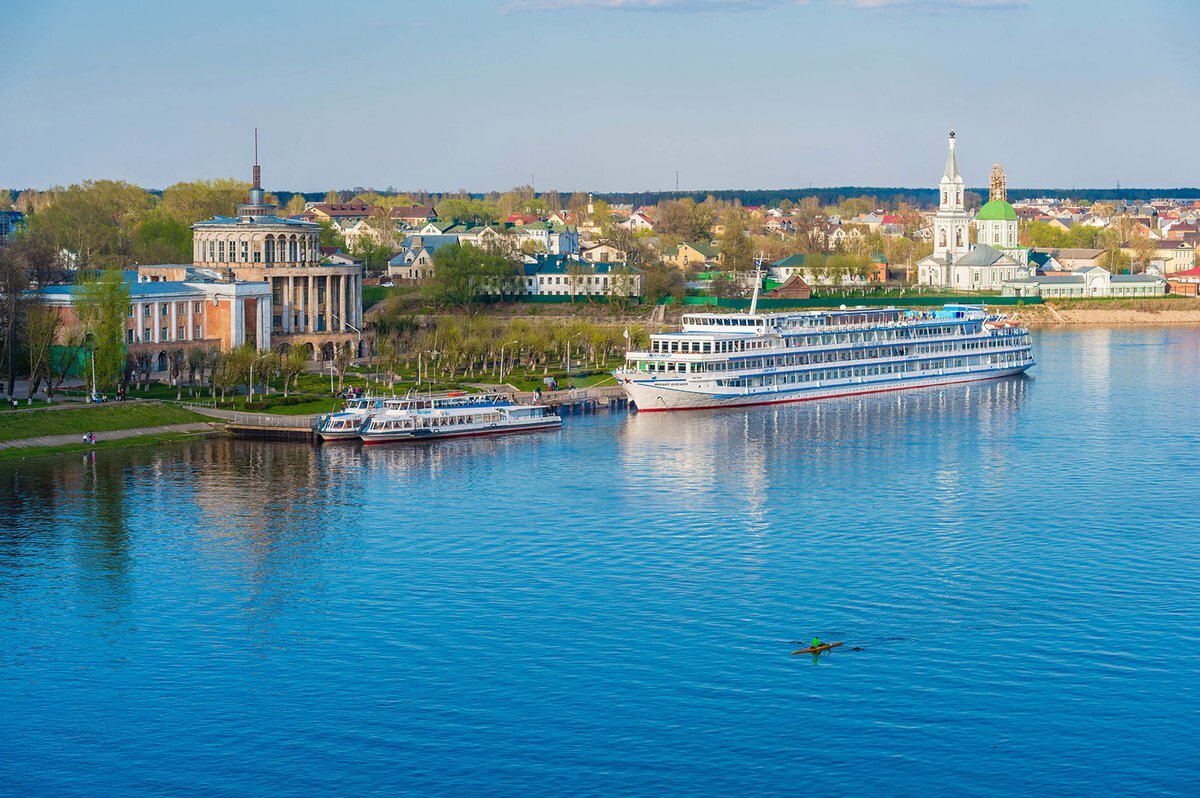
[748,253,764,315]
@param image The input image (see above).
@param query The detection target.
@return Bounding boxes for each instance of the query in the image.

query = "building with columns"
[29,270,272,372]
[186,151,364,358]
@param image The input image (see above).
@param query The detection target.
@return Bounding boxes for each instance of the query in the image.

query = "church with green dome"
[975,165,1021,253]
[917,134,1028,290]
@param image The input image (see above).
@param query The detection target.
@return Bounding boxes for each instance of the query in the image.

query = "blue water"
[1,327,1198,796]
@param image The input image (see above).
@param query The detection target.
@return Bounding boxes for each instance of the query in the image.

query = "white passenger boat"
[314,396,388,441]
[315,391,514,441]
[358,401,560,444]
[614,301,1034,413]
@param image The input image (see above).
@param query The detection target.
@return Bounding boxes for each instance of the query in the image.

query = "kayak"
[792,641,844,655]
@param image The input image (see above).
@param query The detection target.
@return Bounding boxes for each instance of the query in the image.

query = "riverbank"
[0,403,220,461]
[1009,300,1200,327]
[0,425,219,461]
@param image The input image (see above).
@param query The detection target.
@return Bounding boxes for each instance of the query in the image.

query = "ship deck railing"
[632,325,1028,362]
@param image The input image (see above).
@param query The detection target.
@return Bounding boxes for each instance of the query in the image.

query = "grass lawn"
[0,429,216,462]
[0,403,208,443]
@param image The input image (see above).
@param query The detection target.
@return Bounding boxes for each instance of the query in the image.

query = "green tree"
[605,227,658,274]
[426,242,515,311]
[133,212,192,263]
[159,178,249,226]
[78,270,131,393]
[278,344,309,397]
[656,198,714,242]
[435,198,500,225]
[641,263,685,304]
[28,180,153,266]
[282,194,308,217]
[718,208,754,273]
[317,218,346,250]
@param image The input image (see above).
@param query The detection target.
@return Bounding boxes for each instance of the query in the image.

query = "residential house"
[662,242,719,270]
[514,222,580,255]
[1046,248,1105,270]
[390,205,436,226]
[0,209,25,245]
[500,256,641,299]
[1166,265,1200,296]
[766,275,812,300]
[299,202,376,224]
[618,211,655,233]
[580,241,625,264]
[387,234,459,281]
[319,247,361,267]
[1121,238,1196,274]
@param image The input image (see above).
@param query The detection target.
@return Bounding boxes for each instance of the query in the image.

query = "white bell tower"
[932,130,970,262]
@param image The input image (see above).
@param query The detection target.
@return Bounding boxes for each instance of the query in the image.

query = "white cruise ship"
[614,303,1034,412]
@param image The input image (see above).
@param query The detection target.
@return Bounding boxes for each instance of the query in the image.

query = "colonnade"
[275,271,361,334]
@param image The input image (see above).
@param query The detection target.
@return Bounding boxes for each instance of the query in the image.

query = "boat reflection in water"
[616,375,1031,530]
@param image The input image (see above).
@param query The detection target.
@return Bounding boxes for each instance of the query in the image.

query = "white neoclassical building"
[185,154,365,358]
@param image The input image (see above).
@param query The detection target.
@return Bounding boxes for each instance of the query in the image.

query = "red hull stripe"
[360,423,560,444]
[633,371,1020,413]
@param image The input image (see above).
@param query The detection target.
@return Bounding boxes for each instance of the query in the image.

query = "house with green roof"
[663,241,719,269]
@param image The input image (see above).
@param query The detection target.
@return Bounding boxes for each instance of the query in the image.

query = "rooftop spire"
[943,129,960,182]
[252,128,261,190]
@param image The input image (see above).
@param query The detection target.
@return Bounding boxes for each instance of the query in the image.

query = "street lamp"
[499,339,518,385]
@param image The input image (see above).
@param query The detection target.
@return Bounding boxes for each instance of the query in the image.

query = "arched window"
[956,229,964,247]
[939,229,947,248]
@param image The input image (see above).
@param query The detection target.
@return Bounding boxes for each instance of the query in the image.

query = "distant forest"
[587,187,1200,208]
[264,186,1200,211]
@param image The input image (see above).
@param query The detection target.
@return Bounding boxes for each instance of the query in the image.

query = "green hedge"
[242,395,318,411]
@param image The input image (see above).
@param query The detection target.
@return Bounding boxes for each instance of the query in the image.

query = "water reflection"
[620,376,1031,499]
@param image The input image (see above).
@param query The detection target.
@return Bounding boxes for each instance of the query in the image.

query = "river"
[1,327,1197,796]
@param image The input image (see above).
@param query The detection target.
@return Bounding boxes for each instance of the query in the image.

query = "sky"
[4,0,1198,193]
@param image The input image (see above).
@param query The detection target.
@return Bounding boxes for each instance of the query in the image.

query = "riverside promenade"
[0,422,214,451]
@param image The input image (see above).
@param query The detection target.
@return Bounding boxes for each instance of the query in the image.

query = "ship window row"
[636,336,1028,374]
[649,324,978,355]
[373,412,502,431]
[714,352,1027,388]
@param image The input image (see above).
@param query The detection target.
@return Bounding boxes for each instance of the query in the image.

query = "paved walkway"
[186,406,318,427]
[0,423,215,451]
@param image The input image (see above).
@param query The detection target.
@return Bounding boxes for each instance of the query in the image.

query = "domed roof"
[976,199,1017,222]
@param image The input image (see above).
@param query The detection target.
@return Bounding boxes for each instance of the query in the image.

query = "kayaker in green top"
[811,636,821,649]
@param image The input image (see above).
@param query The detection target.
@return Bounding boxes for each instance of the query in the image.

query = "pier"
[214,411,318,442]
[514,386,630,415]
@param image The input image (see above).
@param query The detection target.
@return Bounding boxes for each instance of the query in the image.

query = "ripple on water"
[1,329,1198,796]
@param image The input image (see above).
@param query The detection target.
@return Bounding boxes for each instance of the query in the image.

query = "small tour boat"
[358,402,560,444]
[315,391,514,442]
[314,397,388,441]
